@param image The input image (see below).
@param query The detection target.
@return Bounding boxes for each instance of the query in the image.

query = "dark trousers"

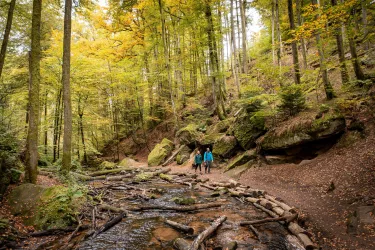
[195,164,201,172]
[205,161,212,173]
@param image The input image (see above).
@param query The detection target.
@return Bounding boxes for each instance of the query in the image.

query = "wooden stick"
[92,212,126,238]
[248,225,262,242]
[252,202,279,218]
[29,225,90,237]
[98,204,126,213]
[265,195,293,212]
[129,202,223,212]
[165,219,194,234]
[88,168,130,177]
[189,216,227,250]
[200,184,216,190]
[240,213,297,226]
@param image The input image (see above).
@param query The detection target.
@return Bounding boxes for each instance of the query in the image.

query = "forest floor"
[154,131,375,250]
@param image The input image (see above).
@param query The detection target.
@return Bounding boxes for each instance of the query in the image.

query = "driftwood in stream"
[88,168,131,177]
[92,212,126,238]
[165,219,194,234]
[162,145,185,166]
[71,172,93,181]
[106,175,129,181]
[129,202,223,212]
[29,225,90,237]
[173,238,191,250]
[252,203,279,218]
[265,194,294,212]
[200,184,216,190]
[240,213,297,226]
[297,233,316,250]
[190,216,227,250]
[98,204,127,214]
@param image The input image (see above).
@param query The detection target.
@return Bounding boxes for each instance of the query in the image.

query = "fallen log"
[285,235,305,250]
[252,203,279,218]
[106,175,128,181]
[287,222,306,235]
[165,219,194,234]
[153,167,171,176]
[245,197,259,203]
[265,195,293,212]
[297,233,316,250]
[29,225,90,237]
[162,145,185,166]
[129,202,223,212]
[88,168,131,177]
[173,238,191,250]
[240,213,297,226]
[98,204,127,214]
[200,184,216,191]
[190,216,227,250]
[92,212,126,238]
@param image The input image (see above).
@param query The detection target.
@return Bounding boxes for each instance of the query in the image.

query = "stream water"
[78,180,296,250]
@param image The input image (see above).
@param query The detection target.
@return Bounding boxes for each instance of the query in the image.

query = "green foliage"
[278,85,306,116]
[171,197,196,205]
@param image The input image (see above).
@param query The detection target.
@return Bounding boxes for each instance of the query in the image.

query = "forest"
[0,0,374,249]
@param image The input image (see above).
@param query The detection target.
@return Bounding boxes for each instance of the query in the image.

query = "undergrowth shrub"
[278,85,306,116]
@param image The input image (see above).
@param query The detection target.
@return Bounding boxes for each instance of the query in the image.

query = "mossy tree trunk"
[62,0,73,173]
[25,0,42,184]
[287,0,301,85]
[0,0,16,79]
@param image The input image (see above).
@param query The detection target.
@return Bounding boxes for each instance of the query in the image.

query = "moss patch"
[171,197,196,205]
[100,161,116,170]
[176,124,203,147]
[159,173,172,181]
[134,172,154,182]
[213,136,238,158]
[225,150,257,172]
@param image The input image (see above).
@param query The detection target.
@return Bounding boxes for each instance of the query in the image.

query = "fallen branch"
[190,216,227,250]
[240,213,297,226]
[71,172,93,181]
[252,203,279,218]
[165,219,194,234]
[88,168,131,177]
[162,145,185,166]
[129,202,223,212]
[98,204,127,214]
[29,225,89,237]
[173,238,191,250]
[200,184,216,191]
[92,212,126,238]
[248,225,261,242]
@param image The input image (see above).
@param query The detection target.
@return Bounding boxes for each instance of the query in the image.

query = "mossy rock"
[171,197,196,205]
[8,184,85,230]
[232,115,267,150]
[159,173,172,181]
[260,112,345,151]
[118,158,136,168]
[148,138,174,167]
[226,162,255,179]
[176,124,203,148]
[213,136,238,159]
[207,118,234,134]
[176,145,192,165]
[0,218,9,232]
[100,161,116,170]
[199,133,224,146]
[134,172,154,182]
[225,150,257,172]
[10,168,22,183]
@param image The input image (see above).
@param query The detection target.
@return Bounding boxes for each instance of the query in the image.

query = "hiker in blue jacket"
[203,148,213,174]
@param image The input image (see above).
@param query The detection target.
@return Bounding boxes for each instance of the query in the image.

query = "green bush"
[278,85,306,116]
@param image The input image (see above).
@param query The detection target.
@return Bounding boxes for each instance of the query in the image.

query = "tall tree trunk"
[53,88,62,162]
[205,0,226,120]
[296,0,308,69]
[361,0,369,49]
[61,0,73,173]
[271,1,276,65]
[25,0,42,184]
[312,0,334,99]
[230,0,240,97]
[348,36,365,81]
[275,0,282,78]
[0,0,16,79]
[240,0,247,74]
[331,0,349,85]
[158,0,179,128]
[235,0,242,72]
[287,0,301,84]
[78,99,87,164]
[44,90,48,155]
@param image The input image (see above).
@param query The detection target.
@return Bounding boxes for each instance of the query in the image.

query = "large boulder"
[207,118,234,135]
[8,184,85,230]
[176,145,192,165]
[199,133,224,146]
[225,150,257,172]
[259,113,346,151]
[212,135,238,159]
[148,138,174,167]
[232,115,267,150]
[118,157,137,168]
[176,124,203,148]
[99,161,116,169]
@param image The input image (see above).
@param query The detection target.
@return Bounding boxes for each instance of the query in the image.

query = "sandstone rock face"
[225,150,257,172]
[176,124,203,148]
[212,136,238,159]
